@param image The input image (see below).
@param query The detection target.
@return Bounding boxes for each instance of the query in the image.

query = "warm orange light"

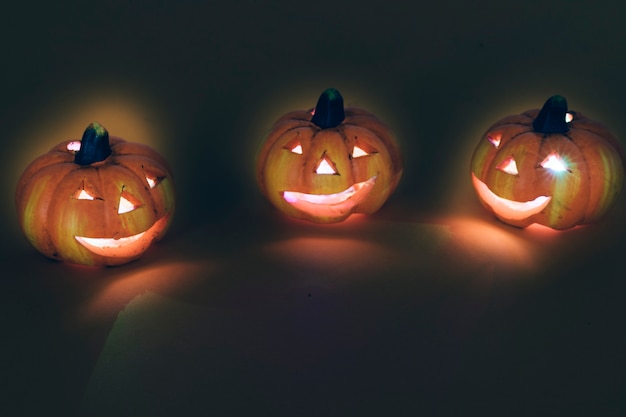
[81,259,216,321]
[471,173,552,221]
[444,216,536,272]
[117,190,142,214]
[487,133,502,149]
[75,215,169,258]
[67,140,82,152]
[75,189,96,200]
[282,176,377,217]
[315,155,338,175]
[540,152,569,172]
[496,156,519,175]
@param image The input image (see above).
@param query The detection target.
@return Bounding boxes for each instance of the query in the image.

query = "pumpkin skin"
[470,95,624,230]
[257,88,403,223]
[15,123,175,266]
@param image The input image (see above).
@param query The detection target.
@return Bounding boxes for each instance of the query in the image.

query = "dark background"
[2,1,625,416]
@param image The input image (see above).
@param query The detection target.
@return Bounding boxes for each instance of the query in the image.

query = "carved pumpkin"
[470,95,624,229]
[256,88,403,223]
[16,123,175,266]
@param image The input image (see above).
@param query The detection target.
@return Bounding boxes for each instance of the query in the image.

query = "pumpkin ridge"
[49,164,84,258]
[488,124,534,146]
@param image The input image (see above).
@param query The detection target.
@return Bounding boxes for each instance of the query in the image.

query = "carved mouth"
[75,215,169,258]
[471,173,552,221]
[282,176,377,217]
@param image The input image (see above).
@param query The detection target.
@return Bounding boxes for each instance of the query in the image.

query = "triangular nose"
[315,154,338,175]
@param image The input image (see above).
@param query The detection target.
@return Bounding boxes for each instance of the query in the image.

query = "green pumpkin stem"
[311,88,345,129]
[74,122,112,166]
[532,95,570,134]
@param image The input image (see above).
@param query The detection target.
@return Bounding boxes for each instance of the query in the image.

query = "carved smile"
[75,215,170,258]
[471,173,552,221]
[282,176,377,217]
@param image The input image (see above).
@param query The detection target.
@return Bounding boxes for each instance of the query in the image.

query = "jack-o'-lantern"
[16,123,175,266]
[471,95,624,229]
[256,88,403,223]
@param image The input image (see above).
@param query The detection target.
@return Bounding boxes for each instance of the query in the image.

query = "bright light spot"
[487,133,502,149]
[118,191,142,214]
[283,176,377,205]
[352,145,369,158]
[496,156,518,175]
[146,176,157,189]
[283,138,303,154]
[75,231,145,249]
[67,141,82,152]
[316,157,337,175]
[541,153,569,172]
[471,173,552,221]
[565,112,573,123]
[75,189,95,200]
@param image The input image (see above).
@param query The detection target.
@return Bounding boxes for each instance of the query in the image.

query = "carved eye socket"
[487,133,502,149]
[73,179,103,200]
[283,137,303,154]
[496,156,518,175]
[144,169,164,189]
[540,152,570,173]
[118,189,143,214]
[351,141,378,158]
[315,153,338,175]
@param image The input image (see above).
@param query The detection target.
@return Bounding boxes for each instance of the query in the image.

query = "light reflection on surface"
[263,236,398,280]
[443,216,536,273]
[81,260,216,321]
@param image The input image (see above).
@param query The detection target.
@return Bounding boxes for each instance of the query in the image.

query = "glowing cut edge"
[75,231,146,249]
[67,141,82,152]
[352,145,369,158]
[541,153,569,172]
[316,158,337,175]
[496,157,518,175]
[283,176,377,205]
[472,173,552,221]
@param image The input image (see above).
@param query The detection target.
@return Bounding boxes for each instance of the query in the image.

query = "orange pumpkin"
[256,88,403,223]
[16,123,175,266]
[470,95,624,229]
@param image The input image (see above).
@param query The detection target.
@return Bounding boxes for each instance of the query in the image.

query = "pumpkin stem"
[74,122,112,166]
[311,88,345,129]
[532,95,570,134]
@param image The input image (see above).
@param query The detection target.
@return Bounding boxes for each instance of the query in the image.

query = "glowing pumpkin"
[256,88,403,223]
[16,123,175,266]
[470,95,624,229]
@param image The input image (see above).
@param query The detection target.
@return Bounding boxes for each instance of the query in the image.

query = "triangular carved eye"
[540,152,570,173]
[487,133,502,149]
[315,153,338,175]
[118,189,143,214]
[283,137,303,154]
[496,156,518,175]
[144,168,165,189]
[73,179,103,200]
[352,141,378,158]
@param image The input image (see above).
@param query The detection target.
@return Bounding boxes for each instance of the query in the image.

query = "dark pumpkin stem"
[74,122,112,166]
[532,95,570,134]
[311,88,345,129]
